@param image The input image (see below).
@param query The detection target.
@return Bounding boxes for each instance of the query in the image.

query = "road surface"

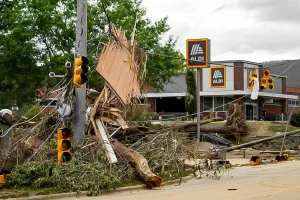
[61,160,300,200]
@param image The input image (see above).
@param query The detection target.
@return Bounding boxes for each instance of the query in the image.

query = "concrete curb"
[7,175,196,200]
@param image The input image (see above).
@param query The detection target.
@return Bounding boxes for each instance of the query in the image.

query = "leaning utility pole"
[74,0,87,145]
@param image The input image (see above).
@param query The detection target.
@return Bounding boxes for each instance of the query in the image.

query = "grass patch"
[268,125,300,133]
[0,187,69,199]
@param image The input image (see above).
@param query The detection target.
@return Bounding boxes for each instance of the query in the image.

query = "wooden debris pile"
[0,24,232,190]
[85,24,163,187]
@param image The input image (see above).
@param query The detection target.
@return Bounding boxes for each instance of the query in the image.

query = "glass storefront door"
[245,104,258,121]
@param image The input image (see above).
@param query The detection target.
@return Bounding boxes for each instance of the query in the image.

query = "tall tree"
[0,0,184,109]
[185,69,197,120]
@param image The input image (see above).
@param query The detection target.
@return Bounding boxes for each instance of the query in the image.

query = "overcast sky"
[142,0,300,63]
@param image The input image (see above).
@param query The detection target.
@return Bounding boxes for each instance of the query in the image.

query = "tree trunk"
[111,140,162,188]
[225,129,300,152]
[179,125,246,134]
[173,117,224,131]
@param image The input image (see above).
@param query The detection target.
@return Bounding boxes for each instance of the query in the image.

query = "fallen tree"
[225,101,248,143]
[225,129,300,152]
[170,117,224,132]
[111,140,162,188]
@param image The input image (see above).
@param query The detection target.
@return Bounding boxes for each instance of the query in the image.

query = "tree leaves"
[0,0,184,108]
[185,69,197,118]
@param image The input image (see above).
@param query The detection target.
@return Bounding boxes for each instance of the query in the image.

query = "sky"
[141,0,300,63]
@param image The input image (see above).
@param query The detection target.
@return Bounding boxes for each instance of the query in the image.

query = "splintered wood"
[89,24,161,187]
[89,84,162,187]
[96,24,146,105]
[111,140,163,188]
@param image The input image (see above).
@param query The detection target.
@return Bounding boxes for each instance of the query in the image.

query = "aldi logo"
[186,38,210,68]
[190,44,204,55]
[213,70,223,79]
[210,66,226,88]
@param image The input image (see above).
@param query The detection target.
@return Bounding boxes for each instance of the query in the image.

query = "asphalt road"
[61,161,300,200]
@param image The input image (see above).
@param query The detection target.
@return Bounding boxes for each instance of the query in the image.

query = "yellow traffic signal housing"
[267,76,274,90]
[73,55,89,88]
[248,71,257,91]
[260,77,267,90]
[260,68,274,90]
[57,127,72,164]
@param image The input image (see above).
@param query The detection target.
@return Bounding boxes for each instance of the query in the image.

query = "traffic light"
[260,77,267,90]
[260,68,274,90]
[57,127,72,164]
[73,55,89,88]
[248,70,257,91]
[267,76,274,90]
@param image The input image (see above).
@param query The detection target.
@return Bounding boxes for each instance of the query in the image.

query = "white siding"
[202,63,234,91]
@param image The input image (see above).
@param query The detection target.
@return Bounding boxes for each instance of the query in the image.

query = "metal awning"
[142,91,298,100]
[143,92,186,98]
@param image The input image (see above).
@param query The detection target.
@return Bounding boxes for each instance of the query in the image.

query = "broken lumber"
[111,140,162,188]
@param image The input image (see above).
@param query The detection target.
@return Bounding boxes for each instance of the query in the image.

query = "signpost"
[186,38,210,142]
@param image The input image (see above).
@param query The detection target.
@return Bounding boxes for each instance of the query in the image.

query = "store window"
[288,99,300,107]
[265,99,282,105]
[224,97,232,111]
[204,97,213,111]
[214,97,224,111]
[204,96,234,112]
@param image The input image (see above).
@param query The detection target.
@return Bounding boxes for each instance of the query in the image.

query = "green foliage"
[129,111,158,121]
[9,162,52,187]
[290,112,300,127]
[22,105,44,119]
[8,155,123,196]
[1,0,184,108]
[185,69,197,118]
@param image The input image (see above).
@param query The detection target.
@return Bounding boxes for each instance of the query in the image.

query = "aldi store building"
[144,60,300,121]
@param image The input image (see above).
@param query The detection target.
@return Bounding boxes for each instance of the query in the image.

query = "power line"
[147,51,300,69]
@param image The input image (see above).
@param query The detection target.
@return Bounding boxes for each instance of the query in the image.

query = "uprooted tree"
[165,100,248,144]
[225,100,248,144]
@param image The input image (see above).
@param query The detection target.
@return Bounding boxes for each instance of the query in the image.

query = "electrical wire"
[147,51,300,69]
[24,121,62,163]
[279,87,300,155]
[9,76,66,127]
[273,60,297,79]
[0,81,70,138]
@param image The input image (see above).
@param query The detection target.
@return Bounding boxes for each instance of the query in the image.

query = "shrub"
[129,111,158,121]
[22,105,44,119]
[8,155,123,195]
[290,112,300,127]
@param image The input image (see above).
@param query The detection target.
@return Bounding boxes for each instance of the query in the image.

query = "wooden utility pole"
[74,0,87,145]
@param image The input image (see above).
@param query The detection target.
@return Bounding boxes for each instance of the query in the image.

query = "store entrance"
[245,104,258,121]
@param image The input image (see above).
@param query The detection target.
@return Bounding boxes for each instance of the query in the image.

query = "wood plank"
[95,119,118,164]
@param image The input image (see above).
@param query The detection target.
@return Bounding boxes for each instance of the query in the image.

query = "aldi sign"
[210,66,226,88]
[186,38,210,68]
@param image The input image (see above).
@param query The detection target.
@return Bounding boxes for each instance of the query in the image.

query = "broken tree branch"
[111,139,162,188]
